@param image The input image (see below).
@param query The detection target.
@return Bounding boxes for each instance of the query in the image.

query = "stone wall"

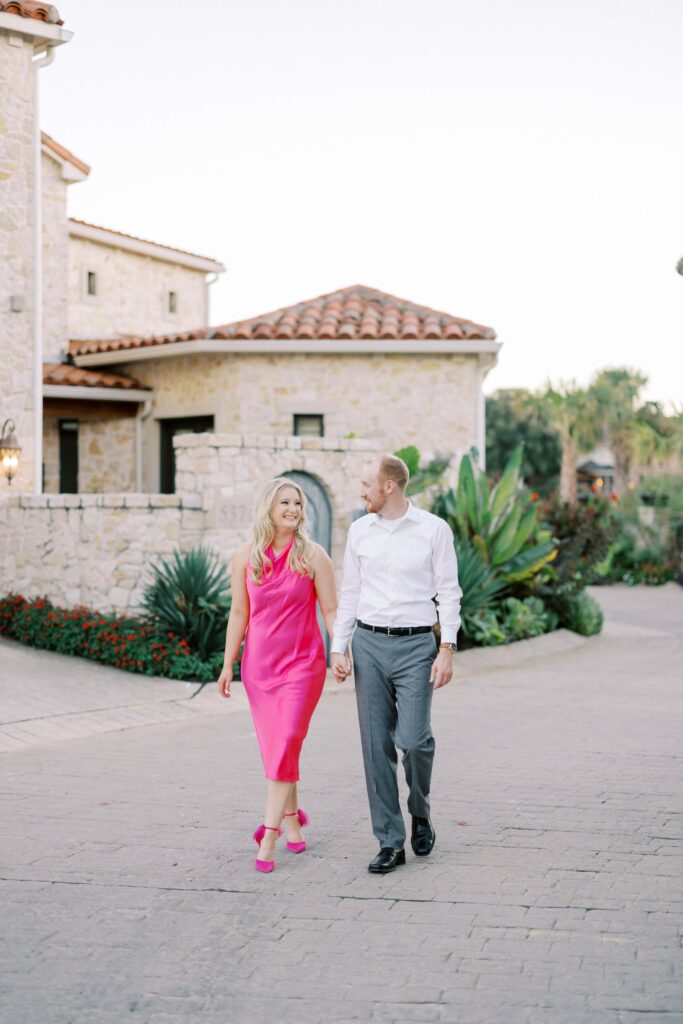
[68,236,210,340]
[174,433,376,572]
[129,351,485,492]
[0,32,36,492]
[0,435,375,613]
[42,414,138,494]
[0,492,204,611]
[41,150,69,363]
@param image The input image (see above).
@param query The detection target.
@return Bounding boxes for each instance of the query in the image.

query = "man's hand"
[331,652,351,683]
[430,648,454,689]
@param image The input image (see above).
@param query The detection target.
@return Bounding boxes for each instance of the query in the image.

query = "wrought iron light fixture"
[0,419,21,484]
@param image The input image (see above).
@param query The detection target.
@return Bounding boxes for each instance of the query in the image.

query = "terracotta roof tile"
[43,364,149,390]
[41,132,90,176]
[0,0,63,23]
[69,285,496,357]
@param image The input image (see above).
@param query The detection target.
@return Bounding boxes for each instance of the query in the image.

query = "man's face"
[360,461,389,513]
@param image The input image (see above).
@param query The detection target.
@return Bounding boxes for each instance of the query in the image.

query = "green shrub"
[0,593,225,680]
[559,592,604,636]
[468,608,508,646]
[501,596,557,640]
[456,538,507,641]
[540,496,618,595]
[142,546,231,662]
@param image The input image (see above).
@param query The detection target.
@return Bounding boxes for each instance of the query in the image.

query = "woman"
[217,477,338,873]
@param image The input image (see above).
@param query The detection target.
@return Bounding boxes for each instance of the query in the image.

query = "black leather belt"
[357,620,433,637]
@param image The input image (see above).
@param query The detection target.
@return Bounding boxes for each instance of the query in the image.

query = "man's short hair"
[377,453,409,491]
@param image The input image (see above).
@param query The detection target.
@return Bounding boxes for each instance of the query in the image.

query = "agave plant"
[432,444,557,584]
[454,538,508,638]
[143,546,231,661]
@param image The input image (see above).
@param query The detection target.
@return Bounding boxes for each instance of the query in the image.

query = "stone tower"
[0,2,71,492]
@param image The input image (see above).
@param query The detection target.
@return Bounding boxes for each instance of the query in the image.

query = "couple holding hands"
[217,453,462,875]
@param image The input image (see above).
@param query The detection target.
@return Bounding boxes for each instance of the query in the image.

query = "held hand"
[331,652,351,683]
[217,666,232,698]
[430,649,454,689]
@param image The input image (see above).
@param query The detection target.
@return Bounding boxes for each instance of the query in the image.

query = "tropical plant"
[519,384,599,503]
[394,445,451,497]
[453,538,508,639]
[500,596,557,640]
[587,368,648,493]
[486,389,562,496]
[559,591,604,636]
[142,546,231,661]
[540,495,619,596]
[432,444,557,585]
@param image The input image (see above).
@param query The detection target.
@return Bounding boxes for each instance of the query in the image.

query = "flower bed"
[0,594,225,682]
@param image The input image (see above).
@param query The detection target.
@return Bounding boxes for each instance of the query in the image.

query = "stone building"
[0,2,503,612]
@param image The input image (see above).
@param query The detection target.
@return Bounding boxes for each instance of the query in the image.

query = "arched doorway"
[283,471,333,661]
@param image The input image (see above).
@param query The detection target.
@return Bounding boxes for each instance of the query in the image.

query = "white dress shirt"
[331,502,462,653]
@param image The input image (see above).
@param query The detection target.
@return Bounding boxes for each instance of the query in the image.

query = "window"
[293,414,324,437]
[59,419,79,493]
[168,291,177,314]
[159,415,214,494]
[87,271,97,296]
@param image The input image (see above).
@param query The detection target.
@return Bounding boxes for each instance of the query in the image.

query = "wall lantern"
[0,419,21,484]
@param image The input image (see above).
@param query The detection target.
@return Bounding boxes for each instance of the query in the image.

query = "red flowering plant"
[0,594,224,681]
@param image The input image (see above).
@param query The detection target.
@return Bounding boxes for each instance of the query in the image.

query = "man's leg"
[392,632,437,820]
[351,629,406,849]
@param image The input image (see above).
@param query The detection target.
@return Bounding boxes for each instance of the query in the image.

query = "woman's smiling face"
[270,486,303,531]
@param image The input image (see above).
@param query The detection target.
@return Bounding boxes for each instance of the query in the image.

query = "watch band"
[439,643,457,653]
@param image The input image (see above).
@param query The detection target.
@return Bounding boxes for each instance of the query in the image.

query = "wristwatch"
[439,643,457,653]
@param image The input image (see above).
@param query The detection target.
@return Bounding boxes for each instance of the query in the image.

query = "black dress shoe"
[411,816,436,856]
[368,847,406,874]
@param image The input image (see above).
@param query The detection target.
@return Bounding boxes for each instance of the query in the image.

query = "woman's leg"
[257,779,294,861]
[283,782,304,843]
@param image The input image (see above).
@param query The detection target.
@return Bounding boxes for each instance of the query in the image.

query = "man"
[331,454,462,874]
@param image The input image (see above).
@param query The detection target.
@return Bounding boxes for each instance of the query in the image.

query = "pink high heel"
[253,824,282,873]
[283,809,309,853]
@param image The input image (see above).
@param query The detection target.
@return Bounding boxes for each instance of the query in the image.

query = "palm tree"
[519,384,599,503]
[588,369,648,493]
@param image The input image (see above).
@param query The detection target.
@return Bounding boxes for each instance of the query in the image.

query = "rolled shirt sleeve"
[331,530,361,654]
[432,518,462,644]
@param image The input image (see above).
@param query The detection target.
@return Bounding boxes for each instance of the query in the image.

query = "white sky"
[43,0,683,407]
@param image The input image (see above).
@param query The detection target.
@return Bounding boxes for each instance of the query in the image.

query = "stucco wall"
[68,237,209,339]
[125,351,483,492]
[41,151,69,363]
[0,32,36,492]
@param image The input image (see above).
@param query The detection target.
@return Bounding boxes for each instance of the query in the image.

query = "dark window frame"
[293,414,324,437]
[87,271,97,296]
[58,418,79,493]
[168,291,177,314]
[159,415,215,494]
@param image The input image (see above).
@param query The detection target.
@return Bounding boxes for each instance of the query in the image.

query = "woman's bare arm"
[311,545,338,639]
[217,543,250,698]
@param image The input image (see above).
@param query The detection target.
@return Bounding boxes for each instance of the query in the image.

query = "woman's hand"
[217,666,232,698]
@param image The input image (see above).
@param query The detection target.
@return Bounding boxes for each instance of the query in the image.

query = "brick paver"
[1,583,682,1023]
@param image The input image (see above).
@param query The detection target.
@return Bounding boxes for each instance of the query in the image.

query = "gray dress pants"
[351,627,437,849]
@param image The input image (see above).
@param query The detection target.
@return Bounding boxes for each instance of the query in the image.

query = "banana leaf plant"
[431,444,557,585]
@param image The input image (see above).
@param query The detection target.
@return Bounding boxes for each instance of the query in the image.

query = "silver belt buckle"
[387,627,400,636]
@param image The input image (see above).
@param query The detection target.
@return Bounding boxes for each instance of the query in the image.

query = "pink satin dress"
[241,540,327,782]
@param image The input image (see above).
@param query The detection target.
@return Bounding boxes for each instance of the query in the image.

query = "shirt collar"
[372,500,420,529]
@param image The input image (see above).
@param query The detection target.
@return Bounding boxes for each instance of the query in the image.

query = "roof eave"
[43,384,153,402]
[73,338,502,367]
[0,11,72,46]
[68,221,226,273]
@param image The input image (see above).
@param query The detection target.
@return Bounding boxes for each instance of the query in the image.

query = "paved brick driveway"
[1,584,681,1023]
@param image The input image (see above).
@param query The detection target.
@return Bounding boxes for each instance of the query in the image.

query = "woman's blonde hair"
[250,477,316,583]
